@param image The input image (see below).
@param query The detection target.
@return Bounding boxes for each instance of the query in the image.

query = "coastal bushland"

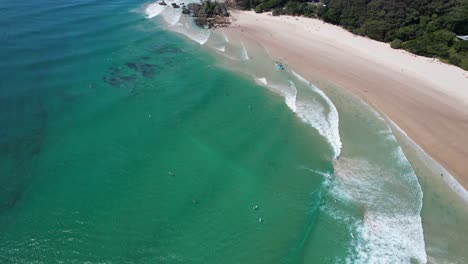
[188,0,231,28]
[235,0,468,70]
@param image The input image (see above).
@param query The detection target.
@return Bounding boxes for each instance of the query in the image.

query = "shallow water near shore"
[1,0,467,263]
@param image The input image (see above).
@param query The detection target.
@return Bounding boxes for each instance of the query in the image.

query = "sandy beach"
[226,11,468,189]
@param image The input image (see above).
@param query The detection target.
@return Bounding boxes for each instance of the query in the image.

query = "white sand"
[227,11,468,188]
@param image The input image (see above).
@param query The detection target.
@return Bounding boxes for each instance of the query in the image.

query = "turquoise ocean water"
[1,0,467,263]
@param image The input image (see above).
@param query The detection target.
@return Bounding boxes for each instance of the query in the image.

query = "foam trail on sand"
[241,41,249,60]
[215,45,226,52]
[291,70,342,158]
[360,97,467,201]
[145,1,211,45]
[162,4,181,26]
[255,77,267,86]
[217,52,242,61]
[386,116,468,202]
[171,21,211,45]
[221,30,229,43]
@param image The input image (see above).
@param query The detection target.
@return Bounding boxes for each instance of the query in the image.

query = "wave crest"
[291,70,342,158]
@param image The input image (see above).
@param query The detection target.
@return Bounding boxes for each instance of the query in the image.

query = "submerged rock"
[182,7,191,15]
[125,62,158,78]
[102,66,138,87]
[102,74,137,87]
[154,45,183,54]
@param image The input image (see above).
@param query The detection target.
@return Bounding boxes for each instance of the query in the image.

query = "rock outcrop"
[187,0,231,28]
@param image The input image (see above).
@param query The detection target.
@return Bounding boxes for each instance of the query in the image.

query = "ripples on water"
[0,0,467,263]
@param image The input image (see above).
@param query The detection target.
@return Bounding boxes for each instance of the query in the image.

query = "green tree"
[235,0,468,69]
[391,39,403,49]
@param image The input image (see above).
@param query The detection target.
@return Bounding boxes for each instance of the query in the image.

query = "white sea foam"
[290,70,342,158]
[386,116,468,202]
[265,80,298,113]
[145,1,210,45]
[299,165,331,180]
[255,77,267,85]
[144,2,166,18]
[171,22,211,45]
[215,45,226,52]
[285,80,297,113]
[358,213,426,263]
[332,155,427,263]
[161,4,181,26]
[240,41,249,60]
[329,96,427,262]
[370,103,467,202]
[221,30,230,43]
[308,92,429,262]
[217,52,242,61]
[253,77,298,113]
[320,92,428,262]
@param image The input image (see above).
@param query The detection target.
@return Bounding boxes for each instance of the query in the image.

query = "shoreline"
[386,116,468,203]
[225,11,468,190]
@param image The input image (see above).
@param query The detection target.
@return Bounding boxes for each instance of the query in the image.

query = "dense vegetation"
[235,0,468,70]
[188,0,231,28]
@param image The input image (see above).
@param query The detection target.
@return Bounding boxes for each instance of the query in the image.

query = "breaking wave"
[255,77,267,86]
[333,156,427,263]
[291,70,342,158]
[386,117,468,202]
[144,2,165,18]
[144,0,210,45]
[170,21,211,45]
[285,80,297,113]
[161,6,181,26]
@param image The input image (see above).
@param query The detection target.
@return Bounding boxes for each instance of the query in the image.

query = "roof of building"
[456,35,468,41]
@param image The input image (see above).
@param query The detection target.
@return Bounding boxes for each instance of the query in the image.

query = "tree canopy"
[235,0,468,70]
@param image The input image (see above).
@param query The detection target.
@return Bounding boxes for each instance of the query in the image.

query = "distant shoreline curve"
[225,11,468,190]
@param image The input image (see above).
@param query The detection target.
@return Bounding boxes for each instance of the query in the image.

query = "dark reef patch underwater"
[0,0,340,262]
[0,0,467,263]
[102,44,184,87]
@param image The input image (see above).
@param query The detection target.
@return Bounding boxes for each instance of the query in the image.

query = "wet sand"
[226,11,468,189]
